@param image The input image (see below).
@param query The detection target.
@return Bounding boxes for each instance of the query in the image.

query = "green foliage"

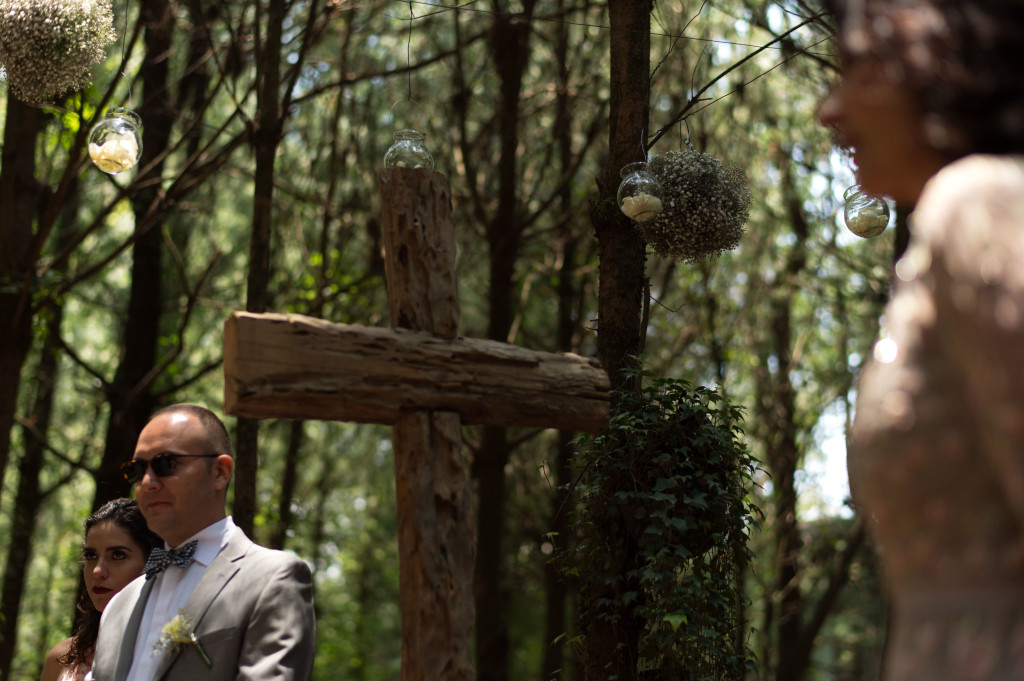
[570,364,761,680]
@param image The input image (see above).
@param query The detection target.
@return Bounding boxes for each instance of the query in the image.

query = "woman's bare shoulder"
[39,637,72,681]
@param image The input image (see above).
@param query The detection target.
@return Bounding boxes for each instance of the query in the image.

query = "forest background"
[0,0,896,679]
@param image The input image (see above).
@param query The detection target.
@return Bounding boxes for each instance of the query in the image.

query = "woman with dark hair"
[819,1,1024,679]
[40,498,161,681]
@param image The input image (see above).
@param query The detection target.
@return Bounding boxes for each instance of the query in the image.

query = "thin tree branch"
[648,14,822,150]
[650,0,708,82]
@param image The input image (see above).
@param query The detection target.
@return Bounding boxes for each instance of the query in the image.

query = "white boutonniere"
[153,609,213,667]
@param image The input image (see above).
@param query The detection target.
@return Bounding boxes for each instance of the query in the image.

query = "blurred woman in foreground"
[819,0,1024,678]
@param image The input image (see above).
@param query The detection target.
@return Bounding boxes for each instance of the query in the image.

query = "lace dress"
[850,154,1024,680]
[59,663,89,681]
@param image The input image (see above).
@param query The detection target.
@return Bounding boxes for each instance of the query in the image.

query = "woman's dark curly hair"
[827,0,1024,158]
[58,498,162,670]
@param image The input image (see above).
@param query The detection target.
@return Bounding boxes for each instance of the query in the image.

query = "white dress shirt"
[120,516,237,681]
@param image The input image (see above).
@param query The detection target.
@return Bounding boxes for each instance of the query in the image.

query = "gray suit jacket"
[91,530,316,681]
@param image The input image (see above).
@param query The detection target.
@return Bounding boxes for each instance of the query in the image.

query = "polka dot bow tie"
[144,540,198,579]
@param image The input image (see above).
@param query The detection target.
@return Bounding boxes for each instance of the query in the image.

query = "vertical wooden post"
[380,167,475,681]
[380,167,460,339]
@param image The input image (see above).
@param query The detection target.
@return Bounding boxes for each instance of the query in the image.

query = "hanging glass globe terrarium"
[384,129,434,170]
[617,161,663,222]
[88,107,143,174]
[843,185,890,238]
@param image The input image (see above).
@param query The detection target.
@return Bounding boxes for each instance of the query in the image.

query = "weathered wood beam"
[223,311,610,433]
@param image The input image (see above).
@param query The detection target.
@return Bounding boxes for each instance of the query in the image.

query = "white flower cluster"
[154,611,196,657]
[0,0,115,103]
[154,610,212,667]
[641,149,752,262]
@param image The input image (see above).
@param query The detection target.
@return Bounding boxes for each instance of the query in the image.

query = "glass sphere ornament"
[88,108,143,174]
[384,129,434,170]
[843,185,890,238]
[617,162,663,222]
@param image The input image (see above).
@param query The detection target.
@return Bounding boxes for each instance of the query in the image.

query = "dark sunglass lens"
[151,455,177,477]
[120,460,145,483]
[119,456,179,483]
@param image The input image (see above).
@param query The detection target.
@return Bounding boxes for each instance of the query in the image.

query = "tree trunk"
[235,0,288,537]
[583,0,651,678]
[544,26,582,676]
[768,154,809,681]
[542,429,575,681]
[0,292,64,680]
[0,97,42,509]
[476,6,537,680]
[593,0,650,394]
[93,0,175,509]
[267,420,303,550]
[475,425,510,681]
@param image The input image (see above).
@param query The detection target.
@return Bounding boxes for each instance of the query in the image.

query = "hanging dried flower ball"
[0,0,116,103]
[640,149,752,262]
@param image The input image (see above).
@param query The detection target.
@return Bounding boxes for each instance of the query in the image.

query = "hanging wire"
[406,0,414,100]
[674,118,694,151]
[387,0,421,131]
[116,0,133,104]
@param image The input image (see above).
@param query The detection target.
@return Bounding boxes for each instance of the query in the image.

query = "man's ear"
[213,454,234,490]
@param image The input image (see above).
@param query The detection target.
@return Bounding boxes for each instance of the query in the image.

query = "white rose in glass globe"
[621,192,663,222]
[846,202,889,238]
[89,135,140,174]
[843,185,890,238]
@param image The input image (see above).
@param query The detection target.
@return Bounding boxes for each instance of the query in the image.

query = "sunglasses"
[120,453,220,484]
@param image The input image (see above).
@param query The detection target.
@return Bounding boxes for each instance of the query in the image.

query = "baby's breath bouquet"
[641,149,752,262]
[0,0,115,103]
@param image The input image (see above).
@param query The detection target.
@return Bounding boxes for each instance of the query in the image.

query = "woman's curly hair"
[827,0,1024,158]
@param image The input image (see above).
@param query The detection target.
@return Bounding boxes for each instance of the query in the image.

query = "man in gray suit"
[90,404,316,681]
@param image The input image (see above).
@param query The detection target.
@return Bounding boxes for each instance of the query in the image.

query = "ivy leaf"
[664,613,687,631]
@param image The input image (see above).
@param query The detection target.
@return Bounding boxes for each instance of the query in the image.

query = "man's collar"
[164,516,236,567]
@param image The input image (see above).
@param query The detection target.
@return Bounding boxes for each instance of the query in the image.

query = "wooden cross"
[222,167,609,681]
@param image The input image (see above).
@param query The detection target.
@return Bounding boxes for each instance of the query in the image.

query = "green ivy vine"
[569,366,761,680]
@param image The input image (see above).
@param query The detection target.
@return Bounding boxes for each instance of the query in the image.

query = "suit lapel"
[152,531,252,680]
[114,577,156,681]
